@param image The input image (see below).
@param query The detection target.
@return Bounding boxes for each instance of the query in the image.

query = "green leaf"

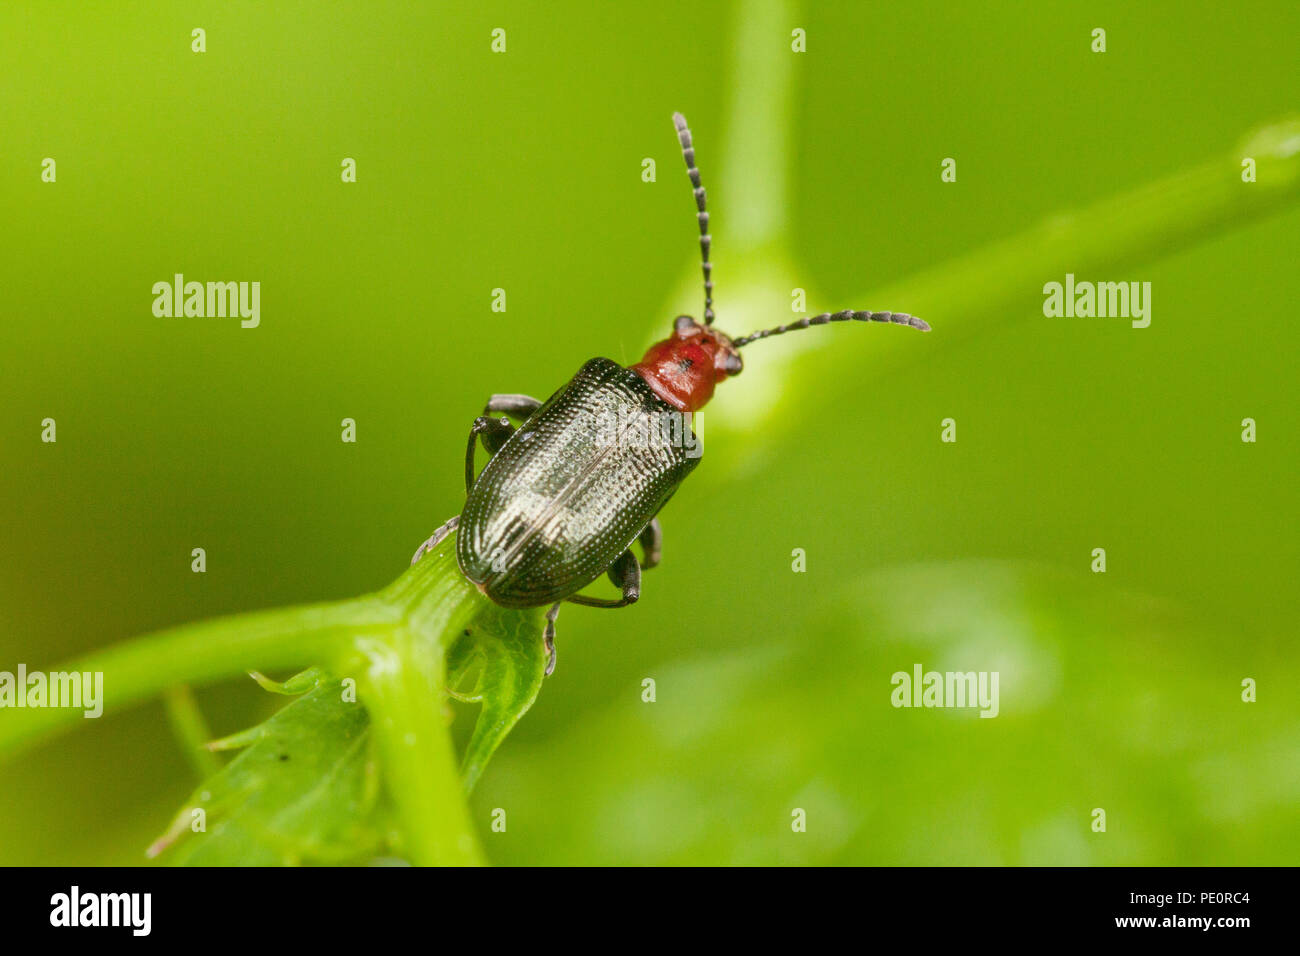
[140,536,546,866]
[148,671,384,865]
[454,603,548,793]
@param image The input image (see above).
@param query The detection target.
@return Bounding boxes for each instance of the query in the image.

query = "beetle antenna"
[731,310,930,348]
[672,112,714,325]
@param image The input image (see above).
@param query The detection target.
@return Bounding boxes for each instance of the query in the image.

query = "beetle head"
[629,315,743,412]
[633,114,928,413]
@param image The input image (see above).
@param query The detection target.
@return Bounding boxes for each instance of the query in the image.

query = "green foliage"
[449,605,548,794]
[148,670,383,865]
[134,540,548,865]
[0,535,545,865]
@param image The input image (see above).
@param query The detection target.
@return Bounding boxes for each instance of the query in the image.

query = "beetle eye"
[674,315,698,336]
[722,351,743,375]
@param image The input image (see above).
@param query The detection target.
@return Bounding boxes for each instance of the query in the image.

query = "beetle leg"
[638,518,662,571]
[484,394,542,419]
[567,549,641,608]
[543,602,562,676]
[465,415,515,493]
[464,396,543,492]
[411,514,460,565]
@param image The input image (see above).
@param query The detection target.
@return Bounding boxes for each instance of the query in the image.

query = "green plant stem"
[360,625,482,865]
[0,597,392,758]
[721,0,796,255]
[0,537,492,865]
[0,542,489,761]
[161,684,222,779]
[356,545,489,865]
[708,118,1300,445]
[852,118,1300,345]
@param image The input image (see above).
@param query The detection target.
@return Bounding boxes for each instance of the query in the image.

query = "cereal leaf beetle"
[413,112,929,674]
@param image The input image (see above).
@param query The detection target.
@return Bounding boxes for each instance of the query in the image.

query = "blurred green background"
[1,0,1296,865]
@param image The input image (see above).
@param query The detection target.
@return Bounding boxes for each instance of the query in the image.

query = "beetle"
[412,112,929,675]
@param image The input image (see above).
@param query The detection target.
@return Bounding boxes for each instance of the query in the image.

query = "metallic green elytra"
[457,358,699,609]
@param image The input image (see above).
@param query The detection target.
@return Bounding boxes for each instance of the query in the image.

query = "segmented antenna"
[672,112,714,325]
[731,310,930,348]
